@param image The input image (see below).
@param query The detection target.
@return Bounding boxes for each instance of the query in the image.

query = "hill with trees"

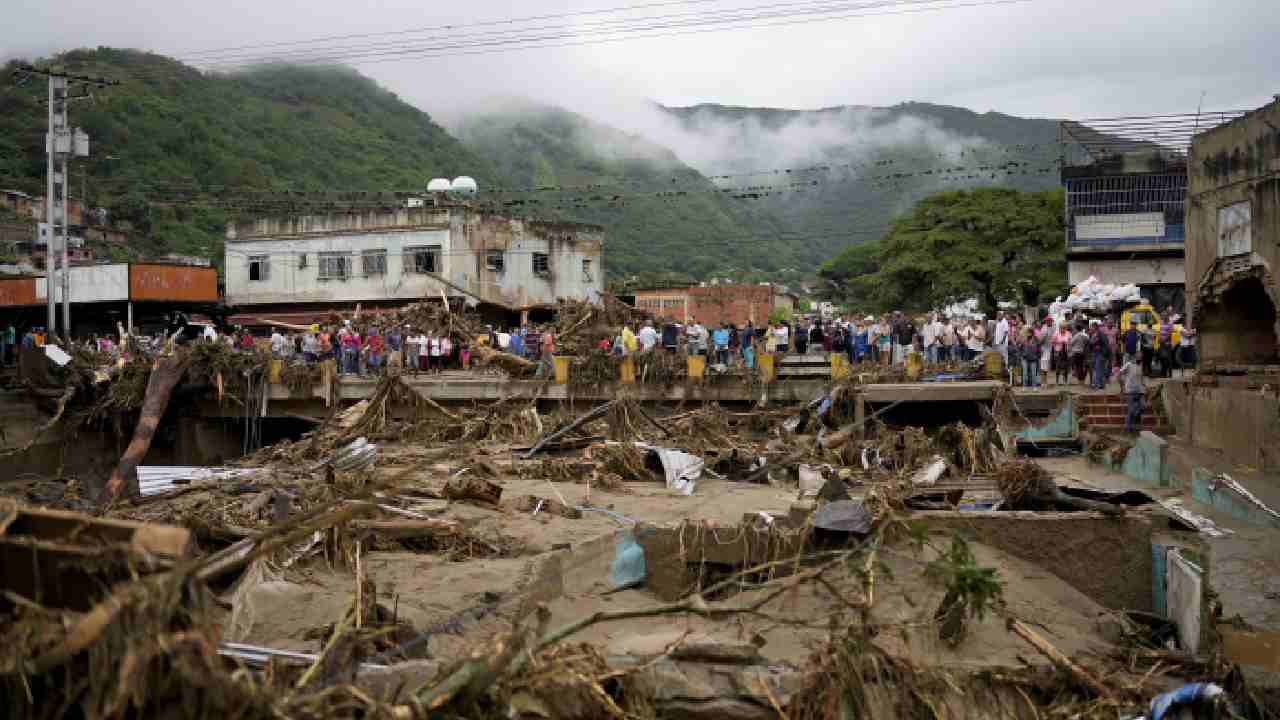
[0,49,498,265]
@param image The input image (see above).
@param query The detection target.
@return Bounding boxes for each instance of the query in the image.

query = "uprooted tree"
[819,187,1067,316]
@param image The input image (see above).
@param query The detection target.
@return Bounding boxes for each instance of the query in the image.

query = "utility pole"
[13,64,116,342]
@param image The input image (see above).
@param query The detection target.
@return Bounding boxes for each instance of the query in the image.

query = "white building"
[224,207,604,313]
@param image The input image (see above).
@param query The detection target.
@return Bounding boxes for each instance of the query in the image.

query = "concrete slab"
[861,381,1002,403]
[1120,431,1173,488]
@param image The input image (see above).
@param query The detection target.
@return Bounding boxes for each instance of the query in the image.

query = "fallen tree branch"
[1008,618,1112,699]
[524,400,615,458]
[99,353,190,505]
[0,385,74,459]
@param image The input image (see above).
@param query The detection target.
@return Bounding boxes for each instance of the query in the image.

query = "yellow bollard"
[269,358,283,384]
[620,355,636,384]
[830,353,850,381]
[982,351,1005,380]
[758,353,776,383]
[554,355,571,385]
[687,354,706,380]
[905,351,923,381]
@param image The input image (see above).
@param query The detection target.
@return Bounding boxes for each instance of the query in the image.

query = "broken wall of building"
[460,213,604,309]
[1186,99,1280,362]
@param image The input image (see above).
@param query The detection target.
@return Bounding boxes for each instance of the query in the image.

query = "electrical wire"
[193,0,1036,72]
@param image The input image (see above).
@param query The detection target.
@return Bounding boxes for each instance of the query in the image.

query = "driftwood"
[99,354,189,506]
[348,518,461,538]
[1009,619,1112,698]
[472,344,537,376]
[443,475,503,506]
[195,502,377,582]
[819,423,858,450]
[524,401,615,458]
[995,461,1122,515]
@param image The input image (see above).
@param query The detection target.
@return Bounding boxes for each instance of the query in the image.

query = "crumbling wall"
[1185,98,1280,359]
[918,511,1155,612]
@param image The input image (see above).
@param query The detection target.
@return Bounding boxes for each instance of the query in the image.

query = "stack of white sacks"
[1048,276,1142,324]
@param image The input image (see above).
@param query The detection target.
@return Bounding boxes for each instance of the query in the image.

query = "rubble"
[1,319,1268,719]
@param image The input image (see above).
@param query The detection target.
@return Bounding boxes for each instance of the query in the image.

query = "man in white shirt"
[921,313,941,363]
[993,312,1010,363]
[774,323,790,353]
[270,329,288,358]
[203,325,218,343]
[637,320,658,353]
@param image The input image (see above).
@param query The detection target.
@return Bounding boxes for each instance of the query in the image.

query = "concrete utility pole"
[15,64,116,341]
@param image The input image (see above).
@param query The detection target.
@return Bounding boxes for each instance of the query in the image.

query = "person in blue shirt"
[508,328,525,357]
[712,324,730,365]
[853,322,870,363]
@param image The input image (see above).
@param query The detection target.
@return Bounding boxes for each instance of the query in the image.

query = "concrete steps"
[1077,394,1172,435]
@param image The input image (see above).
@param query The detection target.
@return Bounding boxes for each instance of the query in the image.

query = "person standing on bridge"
[1121,352,1145,434]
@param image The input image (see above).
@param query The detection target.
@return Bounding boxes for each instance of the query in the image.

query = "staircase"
[1077,394,1173,436]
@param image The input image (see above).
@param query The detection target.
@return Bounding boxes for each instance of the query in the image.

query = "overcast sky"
[4,0,1277,137]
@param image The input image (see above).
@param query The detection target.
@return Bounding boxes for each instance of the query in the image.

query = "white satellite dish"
[450,176,478,197]
[427,178,452,194]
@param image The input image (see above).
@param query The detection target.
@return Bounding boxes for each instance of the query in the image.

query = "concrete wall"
[920,511,1156,612]
[35,263,129,304]
[225,227,454,306]
[226,208,604,309]
[1163,378,1280,472]
[1185,99,1280,361]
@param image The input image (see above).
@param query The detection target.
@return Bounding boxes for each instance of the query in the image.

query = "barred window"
[362,249,387,276]
[532,252,550,277]
[318,252,351,280]
[405,245,441,274]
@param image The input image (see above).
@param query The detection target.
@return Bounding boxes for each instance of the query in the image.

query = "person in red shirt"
[239,331,255,352]
[538,328,556,377]
[364,327,384,375]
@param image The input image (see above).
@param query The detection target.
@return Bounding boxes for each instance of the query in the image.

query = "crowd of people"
[566,305,1195,393]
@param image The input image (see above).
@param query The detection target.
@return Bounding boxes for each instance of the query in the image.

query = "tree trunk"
[98,355,187,506]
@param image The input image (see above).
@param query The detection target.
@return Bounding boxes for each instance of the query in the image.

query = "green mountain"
[0,49,495,264]
[449,100,788,284]
[653,102,1062,266]
[0,49,1065,286]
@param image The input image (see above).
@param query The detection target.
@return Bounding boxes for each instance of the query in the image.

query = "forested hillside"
[449,101,789,285]
[0,49,1066,285]
[654,102,1062,266]
[0,49,495,264]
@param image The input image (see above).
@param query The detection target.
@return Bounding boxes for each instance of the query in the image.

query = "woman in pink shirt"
[1051,322,1072,386]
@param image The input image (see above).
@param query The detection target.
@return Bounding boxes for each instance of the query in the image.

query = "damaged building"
[1186,97,1280,364]
[1059,123,1192,313]
[224,206,604,323]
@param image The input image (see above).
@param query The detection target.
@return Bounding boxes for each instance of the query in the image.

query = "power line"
[173,0,1034,71]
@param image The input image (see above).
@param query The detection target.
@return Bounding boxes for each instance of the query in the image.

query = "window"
[404,245,441,274]
[318,252,351,280]
[582,258,593,282]
[532,252,550,277]
[362,249,387,276]
[297,252,308,269]
[485,250,504,273]
[248,255,269,282]
[1218,201,1252,257]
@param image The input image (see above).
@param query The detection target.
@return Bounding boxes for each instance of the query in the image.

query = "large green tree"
[819,188,1066,315]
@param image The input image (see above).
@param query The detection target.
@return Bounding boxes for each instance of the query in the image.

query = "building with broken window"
[224,207,604,323]
[1185,97,1280,364]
